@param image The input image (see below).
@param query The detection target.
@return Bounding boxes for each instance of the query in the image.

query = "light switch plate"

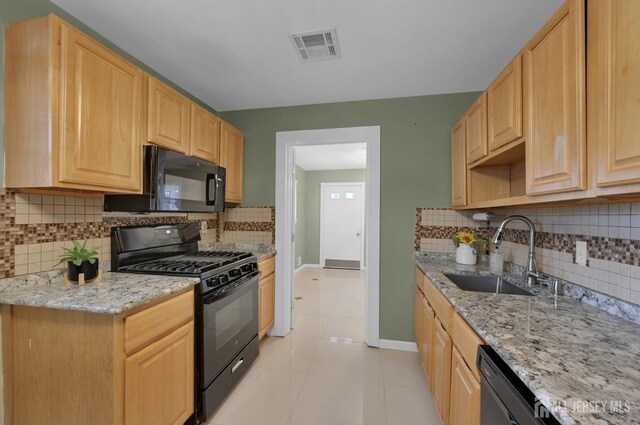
[200,220,207,234]
[576,241,587,266]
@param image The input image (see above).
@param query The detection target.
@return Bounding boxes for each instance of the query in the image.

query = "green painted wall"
[0,0,217,185]
[220,92,480,342]
[302,169,366,265]
[294,166,307,268]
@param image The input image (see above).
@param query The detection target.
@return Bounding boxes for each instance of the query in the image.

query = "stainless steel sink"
[443,273,534,296]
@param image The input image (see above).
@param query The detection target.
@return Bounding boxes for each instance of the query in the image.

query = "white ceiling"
[51,0,563,112]
[295,144,366,171]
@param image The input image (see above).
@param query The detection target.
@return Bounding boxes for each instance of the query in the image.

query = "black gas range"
[112,223,260,423]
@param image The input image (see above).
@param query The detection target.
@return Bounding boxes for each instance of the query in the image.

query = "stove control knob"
[229,269,241,277]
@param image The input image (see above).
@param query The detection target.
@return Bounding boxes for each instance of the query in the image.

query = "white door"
[320,183,365,269]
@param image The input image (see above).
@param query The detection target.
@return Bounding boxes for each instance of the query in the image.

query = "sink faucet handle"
[537,277,561,295]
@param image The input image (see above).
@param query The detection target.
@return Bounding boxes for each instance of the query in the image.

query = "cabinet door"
[524,0,586,195]
[432,318,452,425]
[259,273,275,338]
[125,321,194,425]
[220,121,244,203]
[421,297,435,384]
[451,117,467,208]
[590,0,640,190]
[465,94,488,164]
[147,76,191,153]
[414,286,424,357]
[190,104,221,164]
[59,23,143,192]
[487,55,523,151]
[449,347,480,425]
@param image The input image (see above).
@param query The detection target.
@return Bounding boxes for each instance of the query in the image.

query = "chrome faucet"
[492,215,539,286]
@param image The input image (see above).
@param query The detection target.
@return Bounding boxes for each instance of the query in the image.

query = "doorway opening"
[274,126,380,347]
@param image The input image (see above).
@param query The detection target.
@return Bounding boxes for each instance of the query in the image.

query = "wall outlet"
[575,241,587,266]
[200,220,208,234]
[296,257,302,267]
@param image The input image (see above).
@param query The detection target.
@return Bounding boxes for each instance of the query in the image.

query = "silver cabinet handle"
[231,358,244,374]
[356,233,361,236]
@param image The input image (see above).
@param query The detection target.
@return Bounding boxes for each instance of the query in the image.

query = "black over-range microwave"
[104,146,226,213]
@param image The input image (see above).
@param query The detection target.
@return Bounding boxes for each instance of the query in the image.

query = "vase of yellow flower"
[451,231,486,265]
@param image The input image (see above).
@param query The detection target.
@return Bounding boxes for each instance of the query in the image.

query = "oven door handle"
[202,272,259,304]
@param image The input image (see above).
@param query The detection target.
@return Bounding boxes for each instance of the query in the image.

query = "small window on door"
[330,192,340,200]
[345,192,355,200]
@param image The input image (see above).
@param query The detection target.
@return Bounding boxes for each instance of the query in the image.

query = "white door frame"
[319,182,366,270]
[274,126,381,347]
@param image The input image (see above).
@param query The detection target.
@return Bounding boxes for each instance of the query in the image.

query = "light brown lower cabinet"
[258,255,276,339]
[125,322,194,425]
[1,289,195,425]
[415,286,424,356]
[449,347,481,425]
[432,317,453,424]
[421,297,435,383]
[415,269,484,425]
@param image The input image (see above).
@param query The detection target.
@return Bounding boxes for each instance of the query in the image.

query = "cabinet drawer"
[423,276,453,332]
[451,312,484,380]
[124,290,194,355]
[258,255,275,279]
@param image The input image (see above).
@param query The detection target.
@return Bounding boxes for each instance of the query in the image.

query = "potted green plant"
[58,240,100,282]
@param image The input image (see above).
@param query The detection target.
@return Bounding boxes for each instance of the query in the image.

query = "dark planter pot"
[67,260,99,282]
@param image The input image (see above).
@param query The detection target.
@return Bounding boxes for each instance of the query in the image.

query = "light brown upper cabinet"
[589,0,640,194]
[451,117,467,208]
[190,103,221,164]
[523,0,586,195]
[4,15,143,193]
[465,94,488,164]
[147,75,191,153]
[220,121,245,203]
[487,55,523,152]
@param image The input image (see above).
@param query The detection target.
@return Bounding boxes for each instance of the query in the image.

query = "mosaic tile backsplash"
[415,204,640,306]
[0,188,275,278]
[218,206,275,244]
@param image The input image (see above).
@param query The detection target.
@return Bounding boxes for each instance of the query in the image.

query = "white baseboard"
[295,264,322,274]
[379,339,418,352]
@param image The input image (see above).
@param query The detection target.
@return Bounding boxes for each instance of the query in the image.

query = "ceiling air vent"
[290,28,341,62]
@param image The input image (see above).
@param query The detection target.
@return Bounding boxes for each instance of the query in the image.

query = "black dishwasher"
[477,345,561,425]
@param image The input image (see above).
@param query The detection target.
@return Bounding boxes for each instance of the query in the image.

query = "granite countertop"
[204,242,276,260]
[415,254,640,425]
[0,269,200,315]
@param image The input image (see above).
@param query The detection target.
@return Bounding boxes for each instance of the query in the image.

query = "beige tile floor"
[207,268,441,425]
